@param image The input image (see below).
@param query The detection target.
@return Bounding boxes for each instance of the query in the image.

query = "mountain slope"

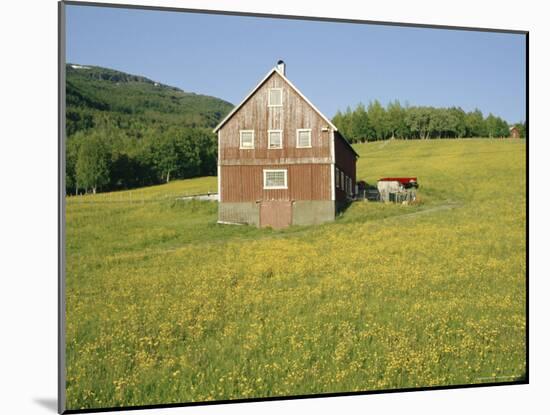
[66,64,233,136]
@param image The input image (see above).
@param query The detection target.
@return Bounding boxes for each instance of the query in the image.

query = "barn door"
[260,201,292,229]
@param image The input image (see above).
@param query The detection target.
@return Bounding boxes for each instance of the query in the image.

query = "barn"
[509,125,521,139]
[214,61,359,228]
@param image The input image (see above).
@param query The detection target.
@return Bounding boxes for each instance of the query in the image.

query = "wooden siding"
[221,164,331,202]
[334,132,357,201]
[219,71,332,163]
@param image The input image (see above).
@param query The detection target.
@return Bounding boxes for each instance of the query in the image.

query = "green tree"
[406,107,431,139]
[496,117,510,138]
[367,100,389,141]
[66,134,83,195]
[513,122,526,138]
[387,100,407,139]
[484,113,507,138]
[193,129,218,176]
[350,103,370,142]
[449,107,467,138]
[75,132,111,194]
[465,109,486,137]
[174,129,201,179]
[153,131,179,183]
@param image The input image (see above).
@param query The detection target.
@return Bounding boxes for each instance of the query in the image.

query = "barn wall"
[334,132,358,202]
[219,71,332,164]
[216,69,358,226]
[220,164,332,203]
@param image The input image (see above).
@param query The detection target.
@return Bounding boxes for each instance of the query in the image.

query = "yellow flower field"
[65,139,526,410]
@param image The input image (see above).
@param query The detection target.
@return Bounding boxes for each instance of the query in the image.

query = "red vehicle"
[378,177,419,189]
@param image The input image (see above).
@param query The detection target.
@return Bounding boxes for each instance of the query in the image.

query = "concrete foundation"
[218,202,260,226]
[218,200,336,227]
[292,200,335,226]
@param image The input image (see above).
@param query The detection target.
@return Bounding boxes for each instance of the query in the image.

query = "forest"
[332,101,526,142]
[66,64,525,195]
[65,64,232,195]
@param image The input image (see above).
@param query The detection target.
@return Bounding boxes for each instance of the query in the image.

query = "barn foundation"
[292,201,335,226]
[218,202,260,226]
[218,201,336,227]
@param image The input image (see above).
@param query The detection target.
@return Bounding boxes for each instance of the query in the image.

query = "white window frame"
[263,169,288,190]
[239,130,255,149]
[296,128,312,148]
[267,129,283,149]
[335,167,340,189]
[268,88,283,107]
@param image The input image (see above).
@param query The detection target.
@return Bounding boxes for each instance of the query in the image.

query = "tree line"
[66,121,216,195]
[332,100,525,142]
[65,65,232,195]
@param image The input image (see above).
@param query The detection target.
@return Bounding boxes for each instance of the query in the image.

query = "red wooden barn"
[214,61,358,228]
[509,126,521,139]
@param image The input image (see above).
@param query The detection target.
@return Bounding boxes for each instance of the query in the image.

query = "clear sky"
[66,4,526,123]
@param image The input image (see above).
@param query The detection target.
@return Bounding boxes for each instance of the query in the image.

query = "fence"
[66,191,218,205]
[388,189,417,203]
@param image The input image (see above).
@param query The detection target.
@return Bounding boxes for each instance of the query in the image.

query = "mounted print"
[58,1,528,413]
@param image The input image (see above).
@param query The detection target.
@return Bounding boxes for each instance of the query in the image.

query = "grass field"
[65,139,526,410]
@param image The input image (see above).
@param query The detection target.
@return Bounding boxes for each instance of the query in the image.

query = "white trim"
[267,129,283,149]
[239,130,255,149]
[330,129,335,162]
[330,129,335,201]
[331,164,335,201]
[279,71,338,131]
[213,67,338,133]
[296,128,312,148]
[217,165,221,201]
[263,169,288,189]
[268,88,283,107]
[217,131,221,201]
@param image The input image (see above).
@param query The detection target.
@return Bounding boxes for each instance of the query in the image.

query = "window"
[335,167,340,189]
[346,177,353,195]
[296,129,312,148]
[240,130,254,149]
[268,130,283,149]
[340,171,344,190]
[268,88,283,107]
[263,169,288,189]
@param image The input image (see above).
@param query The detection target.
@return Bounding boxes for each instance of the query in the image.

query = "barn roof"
[213,67,338,133]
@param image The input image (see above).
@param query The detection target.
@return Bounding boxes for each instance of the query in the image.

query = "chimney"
[276,60,286,76]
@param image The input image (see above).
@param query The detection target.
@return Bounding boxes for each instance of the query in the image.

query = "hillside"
[66,63,233,136]
[65,139,526,409]
[65,64,234,194]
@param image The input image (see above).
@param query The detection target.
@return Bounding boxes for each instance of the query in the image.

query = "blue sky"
[66,4,526,123]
